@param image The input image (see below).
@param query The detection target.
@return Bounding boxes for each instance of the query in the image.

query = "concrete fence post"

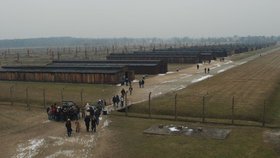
[202,96,205,123]
[43,89,46,108]
[262,100,266,127]
[26,87,30,110]
[149,92,152,118]
[174,93,177,121]
[10,86,14,106]
[80,89,84,106]
[232,96,235,125]
[61,88,64,103]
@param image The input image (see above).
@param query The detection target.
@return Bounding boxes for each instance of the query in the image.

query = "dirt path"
[0,105,112,158]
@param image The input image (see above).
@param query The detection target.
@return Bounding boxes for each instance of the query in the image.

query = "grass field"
[129,51,280,124]
[106,115,278,158]
[0,81,120,107]
[0,46,280,157]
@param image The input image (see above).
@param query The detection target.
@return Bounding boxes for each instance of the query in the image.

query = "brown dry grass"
[130,51,280,123]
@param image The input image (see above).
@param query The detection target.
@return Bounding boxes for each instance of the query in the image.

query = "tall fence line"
[119,92,275,128]
[0,86,114,110]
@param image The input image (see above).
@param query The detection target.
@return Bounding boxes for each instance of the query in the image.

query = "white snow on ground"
[154,92,163,96]
[175,85,186,91]
[45,150,74,158]
[42,120,50,124]
[14,138,45,158]
[217,65,235,73]
[191,75,213,83]
[166,71,175,74]
[161,79,178,84]
[102,120,112,128]
[211,64,221,69]
[48,134,96,148]
[158,74,166,76]
[179,74,192,79]
[132,79,139,83]
[169,127,180,132]
[224,60,233,64]
[116,84,121,87]
[237,61,248,65]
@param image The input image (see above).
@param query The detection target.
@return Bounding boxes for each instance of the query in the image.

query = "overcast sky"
[0,0,279,39]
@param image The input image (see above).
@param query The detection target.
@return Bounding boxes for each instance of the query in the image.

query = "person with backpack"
[65,119,72,137]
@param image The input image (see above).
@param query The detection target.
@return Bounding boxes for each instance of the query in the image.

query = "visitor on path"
[75,119,80,133]
[141,79,145,88]
[91,116,97,132]
[84,116,91,132]
[120,96,124,107]
[116,95,120,107]
[129,85,133,95]
[94,108,101,126]
[204,68,207,74]
[112,95,117,107]
[65,119,72,137]
[208,68,210,74]
[125,77,129,86]
[197,64,199,70]
[121,88,126,97]
[139,80,142,88]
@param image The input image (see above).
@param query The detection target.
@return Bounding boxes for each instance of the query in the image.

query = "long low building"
[0,65,134,84]
[107,53,200,63]
[106,43,274,64]
[51,60,168,74]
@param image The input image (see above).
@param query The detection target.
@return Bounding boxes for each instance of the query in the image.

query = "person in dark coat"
[121,88,126,97]
[65,119,72,137]
[129,85,133,95]
[141,79,145,88]
[91,117,97,132]
[84,116,91,132]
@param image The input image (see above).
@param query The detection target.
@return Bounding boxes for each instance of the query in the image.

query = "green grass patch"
[108,115,278,158]
[0,81,120,107]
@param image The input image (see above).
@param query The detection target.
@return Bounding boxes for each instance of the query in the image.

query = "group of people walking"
[197,64,210,74]
[62,100,105,137]
[47,102,80,122]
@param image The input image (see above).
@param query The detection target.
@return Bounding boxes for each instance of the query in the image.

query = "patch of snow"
[237,61,247,65]
[116,84,121,87]
[102,120,112,128]
[14,138,45,158]
[155,92,162,96]
[161,79,178,84]
[132,79,139,83]
[48,135,96,148]
[45,150,74,158]
[169,127,180,132]
[224,60,233,64]
[166,71,175,74]
[211,64,221,69]
[158,74,166,76]
[191,75,213,83]
[217,65,235,73]
[175,85,186,91]
[132,100,146,104]
[179,74,192,79]
[42,120,50,124]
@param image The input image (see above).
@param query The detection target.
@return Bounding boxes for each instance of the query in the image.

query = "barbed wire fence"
[119,91,279,128]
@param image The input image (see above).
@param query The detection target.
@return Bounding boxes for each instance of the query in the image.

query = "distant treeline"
[0,36,279,49]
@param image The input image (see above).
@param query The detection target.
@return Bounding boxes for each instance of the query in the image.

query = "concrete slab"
[144,124,231,140]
